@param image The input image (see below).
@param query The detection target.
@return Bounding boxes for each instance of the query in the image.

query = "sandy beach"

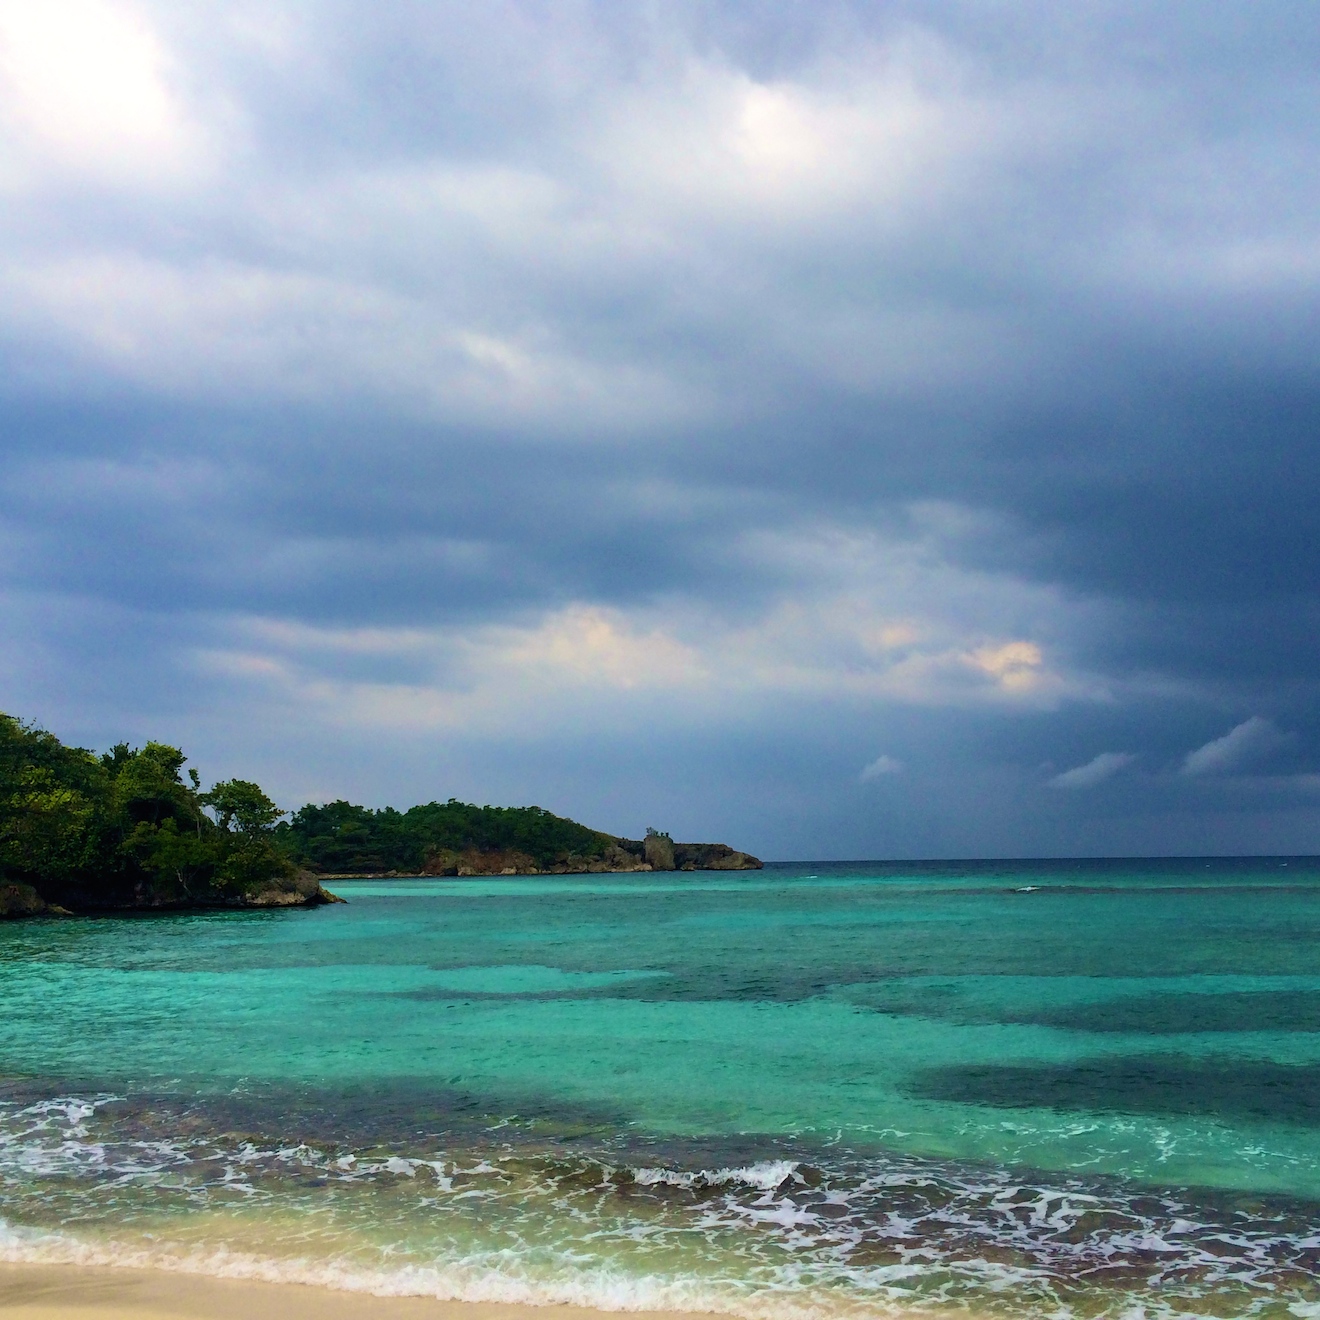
[0,1264,706,1320]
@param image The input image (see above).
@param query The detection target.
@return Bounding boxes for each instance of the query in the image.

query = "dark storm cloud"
[2,0,1319,853]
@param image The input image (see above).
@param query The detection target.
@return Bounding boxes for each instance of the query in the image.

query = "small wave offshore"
[2,1091,1320,1320]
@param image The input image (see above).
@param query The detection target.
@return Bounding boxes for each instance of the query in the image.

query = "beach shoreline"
[0,1263,712,1320]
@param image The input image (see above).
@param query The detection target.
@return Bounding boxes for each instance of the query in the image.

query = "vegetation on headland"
[277,806,760,877]
[279,798,617,875]
[0,712,332,916]
[0,712,761,917]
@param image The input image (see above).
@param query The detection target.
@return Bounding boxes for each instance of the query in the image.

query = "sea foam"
[4,1090,1320,1320]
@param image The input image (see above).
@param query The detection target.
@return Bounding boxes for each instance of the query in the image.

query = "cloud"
[3,5,1320,855]
[860,754,903,781]
[1181,716,1288,777]
[0,0,206,186]
[161,505,1118,747]
[1048,751,1136,790]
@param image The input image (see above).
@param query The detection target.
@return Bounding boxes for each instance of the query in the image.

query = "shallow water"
[2,859,1320,1319]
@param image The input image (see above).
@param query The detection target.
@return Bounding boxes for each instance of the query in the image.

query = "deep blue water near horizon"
[3,857,1320,1320]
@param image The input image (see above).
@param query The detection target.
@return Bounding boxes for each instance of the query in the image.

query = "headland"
[0,711,759,918]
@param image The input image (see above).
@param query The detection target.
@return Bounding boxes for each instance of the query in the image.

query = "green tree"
[203,779,285,834]
[108,742,200,831]
[1,711,297,909]
[1,766,100,884]
[1,714,107,893]
[203,778,293,894]
[125,817,216,899]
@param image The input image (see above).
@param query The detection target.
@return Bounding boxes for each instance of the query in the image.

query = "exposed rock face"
[0,882,50,918]
[246,870,345,907]
[0,872,342,916]
[673,843,761,871]
[410,835,761,878]
[420,844,656,876]
[643,835,676,871]
[540,844,653,875]
[422,847,535,877]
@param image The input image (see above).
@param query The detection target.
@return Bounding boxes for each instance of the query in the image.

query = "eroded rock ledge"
[0,872,343,919]
[0,883,61,918]
[389,836,762,878]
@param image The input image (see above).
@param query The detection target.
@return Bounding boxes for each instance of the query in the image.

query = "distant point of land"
[0,711,760,918]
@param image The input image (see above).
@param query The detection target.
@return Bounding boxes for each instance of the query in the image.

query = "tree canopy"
[277,798,615,874]
[0,712,292,909]
[1,711,622,898]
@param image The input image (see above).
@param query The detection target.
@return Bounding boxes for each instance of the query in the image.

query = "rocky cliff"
[0,872,342,919]
[413,835,762,877]
[0,882,60,918]
[1,711,761,911]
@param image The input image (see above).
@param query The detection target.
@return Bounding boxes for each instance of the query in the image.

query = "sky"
[2,1,1320,859]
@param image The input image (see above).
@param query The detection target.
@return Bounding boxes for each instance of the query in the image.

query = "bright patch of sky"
[2,1,1320,857]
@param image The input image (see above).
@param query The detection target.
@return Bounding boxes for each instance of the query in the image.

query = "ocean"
[2,859,1319,1320]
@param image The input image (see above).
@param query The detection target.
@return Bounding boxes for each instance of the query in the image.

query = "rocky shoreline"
[0,842,761,918]
[0,841,761,916]
[0,872,344,919]
[0,710,761,921]
[413,835,762,878]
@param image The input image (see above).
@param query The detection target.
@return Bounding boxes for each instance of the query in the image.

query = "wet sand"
[0,1264,707,1320]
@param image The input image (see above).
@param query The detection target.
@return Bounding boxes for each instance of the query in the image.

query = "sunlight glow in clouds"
[192,548,1089,740]
[602,45,969,222]
[0,25,1061,426]
[0,0,196,183]
[3,3,1320,855]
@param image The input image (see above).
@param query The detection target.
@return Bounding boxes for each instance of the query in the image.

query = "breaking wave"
[2,1092,1320,1320]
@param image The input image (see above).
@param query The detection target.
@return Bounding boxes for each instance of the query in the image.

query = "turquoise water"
[3,860,1320,1319]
